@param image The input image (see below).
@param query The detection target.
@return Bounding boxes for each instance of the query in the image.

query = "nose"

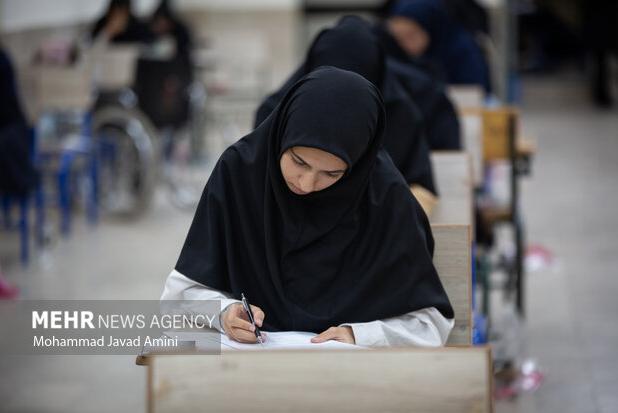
[298,173,317,193]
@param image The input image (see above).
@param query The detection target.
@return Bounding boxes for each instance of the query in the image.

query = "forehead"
[290,146,348,170]
[389,17,424,34]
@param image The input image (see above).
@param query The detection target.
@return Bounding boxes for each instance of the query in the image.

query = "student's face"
[152,16,172,34]
[110,5,130,18]
[387,17,430,57]
[280,146,348,195]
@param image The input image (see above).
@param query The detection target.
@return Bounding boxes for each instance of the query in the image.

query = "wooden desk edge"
[137,343,489,366]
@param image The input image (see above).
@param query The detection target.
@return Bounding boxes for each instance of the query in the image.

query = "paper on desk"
[164,330,362,351]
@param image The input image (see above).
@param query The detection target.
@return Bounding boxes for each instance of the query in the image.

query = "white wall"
[177,0,298,11]
[0,0,299,33]
[0,0,157,32]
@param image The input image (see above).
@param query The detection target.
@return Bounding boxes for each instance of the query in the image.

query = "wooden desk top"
[425,152,474,345]
[429,151,474,227]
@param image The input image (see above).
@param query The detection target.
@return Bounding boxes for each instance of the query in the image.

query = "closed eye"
[291,153,308,167]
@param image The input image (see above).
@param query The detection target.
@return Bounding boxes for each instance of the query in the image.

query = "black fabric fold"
[374,23,462,150]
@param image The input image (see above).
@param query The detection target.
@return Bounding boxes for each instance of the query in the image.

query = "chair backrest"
[482,107,518,162]
[148,347,494,413]
[455,106,519,187]
[89,45,140,90]
[23,63,93,119]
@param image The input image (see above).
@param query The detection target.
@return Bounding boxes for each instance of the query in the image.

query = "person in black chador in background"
[383,0,492,94]
[133,0,194,131]
[150,0,193,64]
[582,0,618,107]
[0,46,38,300]
[0,47,38,203]
[91,0,153,44]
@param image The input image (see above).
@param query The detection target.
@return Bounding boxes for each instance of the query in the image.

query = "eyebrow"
[290,149,347,174]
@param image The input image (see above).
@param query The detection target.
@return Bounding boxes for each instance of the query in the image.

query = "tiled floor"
[0,190,196,411]
[495,72,618,413]
[1,66,617,412]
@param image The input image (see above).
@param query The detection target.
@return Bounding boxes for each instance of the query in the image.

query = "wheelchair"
[91,48,207,217]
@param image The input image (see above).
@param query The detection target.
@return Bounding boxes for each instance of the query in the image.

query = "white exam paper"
[164,330,362,351]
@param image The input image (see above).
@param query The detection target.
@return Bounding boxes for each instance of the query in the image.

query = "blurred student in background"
[382,54,461,150]
[133,0,194,132]
[149,0,193,64]
[0,47,38,206]
[384,0,492,94]
[582,0,618,107]
[91,0,153,44]
[0,46,37,300]
[372,10,461,149]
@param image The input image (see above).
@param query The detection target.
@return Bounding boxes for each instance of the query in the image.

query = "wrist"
[218,304,232,334]
[341,326,355,344]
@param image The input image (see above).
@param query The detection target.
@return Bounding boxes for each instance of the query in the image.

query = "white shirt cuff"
[340,307,454,348]
[161,269,241,333]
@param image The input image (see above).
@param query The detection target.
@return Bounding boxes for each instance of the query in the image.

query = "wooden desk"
[430,152,474,227]
[432,224,472,345]
[427,152,473,345]
[448,85,484,111]
[147,347,493,413]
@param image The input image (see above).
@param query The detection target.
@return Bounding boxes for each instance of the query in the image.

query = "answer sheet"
[164,330,363,351]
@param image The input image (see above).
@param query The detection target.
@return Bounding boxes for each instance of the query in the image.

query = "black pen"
[241,293,263,344]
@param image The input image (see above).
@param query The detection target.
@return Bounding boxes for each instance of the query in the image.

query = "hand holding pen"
[241,293,264,344]
[220,294,265,344]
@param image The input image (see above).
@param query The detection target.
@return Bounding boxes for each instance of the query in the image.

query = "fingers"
[221,304,240,330]
[231,303,265,326]
[311,327,355,344]
[229,316,255,332]
[222,303,266,344]
[226,306,255,330]
[228,326,258,343]
[311,327,339,343]
[221,304,247,333]
[251,305,265,327]
[228,303,245,318]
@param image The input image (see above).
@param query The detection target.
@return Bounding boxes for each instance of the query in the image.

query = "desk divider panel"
[431,224,472,345]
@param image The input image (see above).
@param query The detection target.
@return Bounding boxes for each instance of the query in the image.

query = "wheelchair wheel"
[92,106,159,217]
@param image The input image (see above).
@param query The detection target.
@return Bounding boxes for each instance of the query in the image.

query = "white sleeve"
[340,307,454,348]
[160,269,241,333]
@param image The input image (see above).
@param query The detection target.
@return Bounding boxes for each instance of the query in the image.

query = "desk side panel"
[432,224,472,345]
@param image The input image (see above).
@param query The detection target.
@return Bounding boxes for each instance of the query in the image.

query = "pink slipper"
[0,277,19,299]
